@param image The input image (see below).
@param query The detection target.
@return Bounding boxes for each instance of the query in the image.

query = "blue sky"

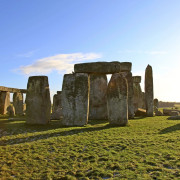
[0,0,180,101]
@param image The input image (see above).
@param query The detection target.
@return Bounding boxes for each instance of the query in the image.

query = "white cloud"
[19,53,102,75]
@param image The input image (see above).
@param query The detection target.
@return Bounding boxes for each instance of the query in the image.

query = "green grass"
[0,115,180,179]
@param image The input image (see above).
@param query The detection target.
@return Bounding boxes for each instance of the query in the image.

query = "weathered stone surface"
[51,107,63,120]
[167,116,180,120]
[7,105,15,117]
[120,62,132,72]
[89,74,108,120]
[133,76,141,83]
[26,76,51,125]
[62,73,89,126]
[135,108,146,117]
[74,61,132,74]
[0,91,10,115]
[122,72,134,119]
[155,110,163,116]
[74,61,121,74]
[145,65,154,116]
[170,111,179,116]
[163,109,179,116]
[13,92,23,115]
[154,98,159,108]
[0,86,26,93]
[52,91,62,113]
[133,77,144,112]
[107,73,128,126]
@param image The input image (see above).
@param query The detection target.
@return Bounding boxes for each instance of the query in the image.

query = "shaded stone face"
[0,91,10,115]
[62,73,89,126]
[154,98,159,108]
[13,92,23,115]
[133,76,141,83]
[122,72,134,119]
[7,105,15,117]
[133,77,144,113]
[145,65,154,117]
[52,91,62,113]
[74,61,121,74]
[26,76,51,125]
[120,62,132,72]
[107,73,128,126]
[89,74,108,120]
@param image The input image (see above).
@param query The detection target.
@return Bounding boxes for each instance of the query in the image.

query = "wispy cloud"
[119,50,167,55]
[17,50,38,58]
[19,52,102,75]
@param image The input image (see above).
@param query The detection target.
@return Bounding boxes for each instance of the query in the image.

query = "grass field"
[0,115,180,179]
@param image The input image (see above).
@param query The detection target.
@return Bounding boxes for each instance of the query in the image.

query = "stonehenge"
[1,61,156,127]
[26,76,51,125]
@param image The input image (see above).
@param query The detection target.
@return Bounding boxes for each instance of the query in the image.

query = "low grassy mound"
[0,116,180,179]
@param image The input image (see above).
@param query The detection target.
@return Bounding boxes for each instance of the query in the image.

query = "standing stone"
[62,73,89,126]
[13,92,23,115]
[89,74,108,120]
[51,91,62,120]
[107,73,128,126]
[0,91,10,115]
[154,98,159,109]
[122,72,134,119]
[7,105,15,117]
[26,76,51,125]
[133,76,143,113]
[145,65,154,117]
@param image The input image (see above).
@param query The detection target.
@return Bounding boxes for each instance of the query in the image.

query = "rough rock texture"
[52,91,62,113]
[135,108,146,117]
[74,61,121,74]
[13,92,23,115]
[122,72,134,119]
[0,91,10,115]
[163,109,180,116]
[107,73,128,126]
[120,62,132,72]
[170,111,179,116]
[133,76,144,113]
[167,116,180,120]
[62,73,89,126]
[154,98,159,109]
[51,107,63,120]
[74,61,132,74]
[26,76,51,125]
[7,105,15,116]
[89,74,108,120]
[145,65,154,116]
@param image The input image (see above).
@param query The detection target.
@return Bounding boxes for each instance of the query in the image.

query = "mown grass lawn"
[0,115,180,180]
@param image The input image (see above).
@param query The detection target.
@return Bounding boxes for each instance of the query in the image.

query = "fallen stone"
[107,73,128,126]
[89,74,108,120]
[163,109,179,116]
[26,76,51,125]
[135,108,146,117]
[167,116,180,120]
[62,73,89,126]
[170,111,179,116]
[145,65,154,117]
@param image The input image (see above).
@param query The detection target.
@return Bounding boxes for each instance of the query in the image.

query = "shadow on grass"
[0,123,126,146]
[159,123,180,134]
